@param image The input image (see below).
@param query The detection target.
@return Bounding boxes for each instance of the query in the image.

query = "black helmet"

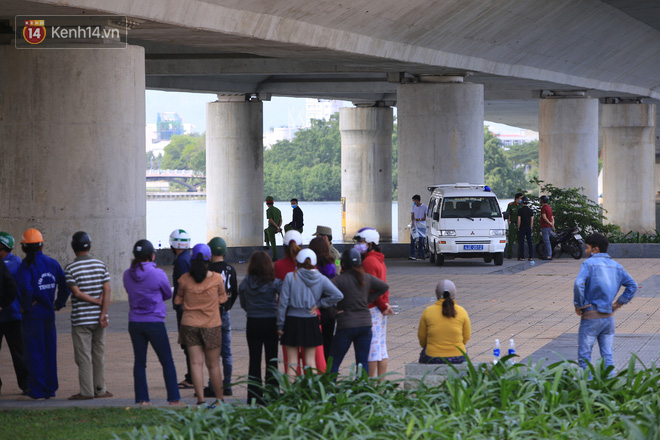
[340,248,361,269]
[540,195,549,203]
[71,231,92,252]
[133,239,154,259]
[521,196,530,204]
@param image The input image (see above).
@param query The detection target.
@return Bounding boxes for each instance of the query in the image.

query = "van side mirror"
[503,212,509,220]
[433,212,439,221]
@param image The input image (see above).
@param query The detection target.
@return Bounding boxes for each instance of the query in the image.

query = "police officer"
[505,193,523,259]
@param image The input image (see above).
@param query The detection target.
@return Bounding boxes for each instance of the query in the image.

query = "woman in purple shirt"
[308,237,337,362]
[123,239,182,406]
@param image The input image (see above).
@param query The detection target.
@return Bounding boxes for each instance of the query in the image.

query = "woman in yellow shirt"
[417,279,471,364]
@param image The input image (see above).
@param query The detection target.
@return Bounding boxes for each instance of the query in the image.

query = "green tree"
[484,126,528,198]
[161,134,205,173]
[146,151,163,170]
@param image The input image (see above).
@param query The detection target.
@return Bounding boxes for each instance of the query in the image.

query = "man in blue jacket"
[0,232,29,395]
[574,233,637,371]
[169,229,193,389]
[16,228,69,399]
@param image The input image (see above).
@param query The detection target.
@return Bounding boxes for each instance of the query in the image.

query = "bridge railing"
[146,169,205,178]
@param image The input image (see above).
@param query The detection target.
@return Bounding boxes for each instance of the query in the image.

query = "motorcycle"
[536,227,584,260]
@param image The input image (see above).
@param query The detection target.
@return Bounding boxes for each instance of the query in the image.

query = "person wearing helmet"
[277,248,343,381]
[124,239,182,406]
[0,232,29,394]
[516,197,534,261]
[353,227,394,378]
[169,228,194,389]
[505,193,524,259]
[274,230,303,280]
[418,280,471,365]
[264,197,282,261]
[539,195,555,261]
[203,237,238,398]
[174,243,228,406]
[63,231,112,400]
[15,228,69,399]
[329,248,388,375]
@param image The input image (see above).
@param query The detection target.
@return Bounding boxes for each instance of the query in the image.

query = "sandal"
[95,391,113,398]
[517,258,524,261]
[178,380,194,389]
[68,393,93,400]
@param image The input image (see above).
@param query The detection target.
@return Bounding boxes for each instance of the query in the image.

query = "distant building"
[264,126,300,148]
[157,112,184,140]
[494,128,538,146]
[305,99,348,127]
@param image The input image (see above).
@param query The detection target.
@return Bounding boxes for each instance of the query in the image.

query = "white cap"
[296,248,317,266]
[283,230,303,246]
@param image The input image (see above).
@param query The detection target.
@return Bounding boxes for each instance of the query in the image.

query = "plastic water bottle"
[529,260,535,266]
[508,338,516,364]
[493,339,501,364]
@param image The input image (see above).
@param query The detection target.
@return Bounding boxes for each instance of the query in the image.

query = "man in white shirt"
[410,195,428,260]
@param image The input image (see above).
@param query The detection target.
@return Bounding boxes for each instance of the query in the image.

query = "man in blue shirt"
[573,233,637,370]
[169,229,193,389]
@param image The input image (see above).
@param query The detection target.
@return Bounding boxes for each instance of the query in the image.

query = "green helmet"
[208,237,227,256]
[0,232,14,250]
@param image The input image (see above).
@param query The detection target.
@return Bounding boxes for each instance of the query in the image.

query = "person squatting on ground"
[539,195,555,260]
[277,249,343,381]
[284,199,304,233]
[239,251,282,405]
[308,236,337,361]
[64,231,112,400]
[505,193,523,259]
[0,232,29,395]
[264,196,282,261]
[329,248,388,375]
[409,194,427,260]
[516,196,534,261]
[124,239,182,406]
[175,243,228,406]
[205,237,238,398]
[353,227,394,378]
[574,233,637,371]
[169,228,194,390]
[417,280,471,364]
[15,228,68,400]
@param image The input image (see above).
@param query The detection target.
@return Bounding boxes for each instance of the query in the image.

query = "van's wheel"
[493,253,504,266]
[435,253,444,266]
[483,255,493,263]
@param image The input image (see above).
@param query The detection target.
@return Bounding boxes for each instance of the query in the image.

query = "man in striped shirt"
[64,231,112,400]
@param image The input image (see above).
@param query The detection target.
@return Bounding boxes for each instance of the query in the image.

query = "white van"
[425,183,507,266]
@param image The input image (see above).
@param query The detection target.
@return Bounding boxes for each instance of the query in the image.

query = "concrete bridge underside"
[0,0,659,298]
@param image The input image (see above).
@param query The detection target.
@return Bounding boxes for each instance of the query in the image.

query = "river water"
[146,199,513,247]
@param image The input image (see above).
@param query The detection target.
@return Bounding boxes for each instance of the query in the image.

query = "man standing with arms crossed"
[574,233,637,371]
[64,232,112,400]
[539,195,555,260]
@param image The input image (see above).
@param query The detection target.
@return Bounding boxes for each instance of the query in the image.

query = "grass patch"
[0,407,166,440]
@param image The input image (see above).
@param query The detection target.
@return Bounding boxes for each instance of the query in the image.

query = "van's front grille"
[456,240,490,244]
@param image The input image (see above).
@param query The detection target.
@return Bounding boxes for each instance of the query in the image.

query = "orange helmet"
[21,228,44,244]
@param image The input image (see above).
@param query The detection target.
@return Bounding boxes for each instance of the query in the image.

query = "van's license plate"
[463,245,484,250]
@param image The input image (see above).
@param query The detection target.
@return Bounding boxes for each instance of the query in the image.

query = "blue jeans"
[328,326,372,375]
[541,227,553,258]
[220,311,232,389]
[410,234,425,259]
[578,317,615,370]
[128,321,180,403]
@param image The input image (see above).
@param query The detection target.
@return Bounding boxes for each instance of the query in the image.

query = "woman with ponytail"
[174,243,227,406]
[274,230,303,280]
[417,279,471,364]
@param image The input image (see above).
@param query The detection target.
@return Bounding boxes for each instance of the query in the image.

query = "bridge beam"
[0,45,146,300]
[397,80,485,243]
[602,103,656,233]
[207,97,264,246]
[339,106,393,241]
[539,96,599,202]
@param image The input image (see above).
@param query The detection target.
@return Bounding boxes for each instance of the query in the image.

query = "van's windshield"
[441,197,502,219]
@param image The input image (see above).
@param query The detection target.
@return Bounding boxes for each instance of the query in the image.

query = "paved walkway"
[1,256,659,409]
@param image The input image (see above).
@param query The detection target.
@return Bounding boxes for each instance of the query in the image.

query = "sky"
[145,90,530,135]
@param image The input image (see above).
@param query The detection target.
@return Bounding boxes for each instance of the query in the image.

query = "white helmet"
[283,230,303,246]
[169,229,191,249]
[354,227,380,245]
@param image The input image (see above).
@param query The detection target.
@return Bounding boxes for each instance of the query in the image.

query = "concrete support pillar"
[601,103,656,232]
[207,98,264,246]
[0,46,146,300]
[340,106,393,241]
[539,98,599,201]
[397,81,484,243]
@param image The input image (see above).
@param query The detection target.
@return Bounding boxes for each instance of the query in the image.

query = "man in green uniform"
[264,196,282,260]
[505,192,523,259]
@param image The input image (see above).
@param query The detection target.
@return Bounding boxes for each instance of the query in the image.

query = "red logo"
[23,20,46,44]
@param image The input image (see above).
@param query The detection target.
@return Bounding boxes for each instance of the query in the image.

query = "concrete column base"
[0,46,146,300]
[340,106,393,241]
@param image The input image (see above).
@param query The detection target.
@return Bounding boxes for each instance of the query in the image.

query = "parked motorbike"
[536,227,584,259]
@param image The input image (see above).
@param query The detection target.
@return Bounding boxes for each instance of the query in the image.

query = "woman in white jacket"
[277,249,343,380]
